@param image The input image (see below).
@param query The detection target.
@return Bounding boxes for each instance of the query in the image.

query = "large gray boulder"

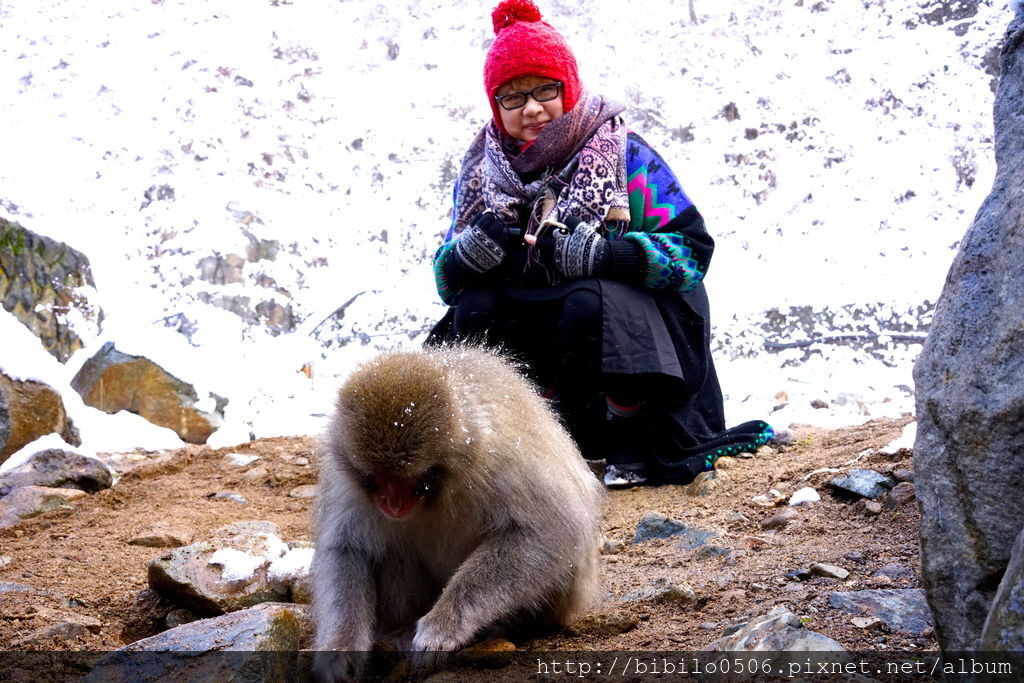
[912,10,1024,652]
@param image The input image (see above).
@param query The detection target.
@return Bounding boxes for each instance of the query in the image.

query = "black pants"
[449,286,650,459]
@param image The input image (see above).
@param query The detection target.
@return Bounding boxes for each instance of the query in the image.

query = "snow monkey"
[311,346,605,680]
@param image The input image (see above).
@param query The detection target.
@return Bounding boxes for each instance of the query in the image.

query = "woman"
[428,0,772,487]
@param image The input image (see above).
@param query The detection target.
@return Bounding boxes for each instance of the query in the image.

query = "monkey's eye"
[361,473,380,493]
[412,480,435,498]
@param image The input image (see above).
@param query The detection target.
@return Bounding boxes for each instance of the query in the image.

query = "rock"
[224,452,259,467]
[871,563,916,584]
[980,525,1024,650]
[566,610,640,637]
[770,429,795,448]
[0,485,86,528]
[70,342,224,444]
[862,500,883,516]
[850,616,885,631]
[287,484,316,499]
[882,481,916,508]
[827,589,933,635]
[810,563,850,580]
[10,619,98,647]
[0,448,112,496]
[631,511,716,547]
[146,521,302,615]
[85,603,309,681]
[128,523,194,548]
[740,536,769,551]
[208,491,248,504]
[892,468,914,483]
[788,486,820,506]
[240,465,270,484]
[751,489,785,506]
[845,551,867,565]
[762,507,799,531]
[705,606,847,653]
[786,568,812,582]
[684,469,723,495]
[810,399,829,409]
[0,219,102,362]
[0,372,80,462]
[600,535,624,555]
[0,581,34,594]
[828,469,895,499]
[911,10,1024,651]
[621,578,696,604]
[164,608,198,629]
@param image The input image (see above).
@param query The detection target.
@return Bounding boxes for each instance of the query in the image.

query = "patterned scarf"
[452,92,631,239]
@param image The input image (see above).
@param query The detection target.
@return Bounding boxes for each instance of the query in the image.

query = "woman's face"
[495,76,565,142]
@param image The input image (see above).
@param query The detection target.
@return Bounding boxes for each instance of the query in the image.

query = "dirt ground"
[0,415,930,664]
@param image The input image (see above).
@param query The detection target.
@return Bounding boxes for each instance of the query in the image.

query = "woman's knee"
[452,288,503,339]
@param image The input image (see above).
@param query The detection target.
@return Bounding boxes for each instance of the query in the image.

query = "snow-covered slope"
[0,0,1014,451]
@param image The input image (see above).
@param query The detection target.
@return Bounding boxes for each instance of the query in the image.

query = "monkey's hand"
[311,651,369,683]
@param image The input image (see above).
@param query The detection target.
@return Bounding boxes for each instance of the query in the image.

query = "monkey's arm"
[412,524,562,651]
[311,542,377,677]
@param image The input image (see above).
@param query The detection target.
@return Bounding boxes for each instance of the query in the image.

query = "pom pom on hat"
[491,0,542,33]
[484,0,581,137]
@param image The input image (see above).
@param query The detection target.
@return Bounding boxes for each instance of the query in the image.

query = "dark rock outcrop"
[912,10,1024,651]
[70,342,224,444]
[0,219,102,362]
[0,448,112,497]
[0,371,80,462]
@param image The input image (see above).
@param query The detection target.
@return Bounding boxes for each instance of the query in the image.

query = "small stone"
[128,523,194,548]
[240,466,270,484]
[892,468,914,483]
[845,551,867,564]
[741,536,769,551]
[851,616,885,630]
[770,430,796,447]
[810,399,829,409]
[883,482,916,508]
[751,489,785,507]
[225,453,260,467]
[762,507,799,530]
[621,578,696,604]
[0,486,87,528]
[810,563,850,580]
[829,469,896,500]
[789,487,820,506]
[600,536,624,555]
[871,563,916,583]
[786,568,813,582]
[287,485,316,499]
[729,512,751,524]
[208,491,248,504]
[684,469,721,496]
[864,500,883,516]
[699,622,718,630]
[165,608,198,629]
[566,610,640,637]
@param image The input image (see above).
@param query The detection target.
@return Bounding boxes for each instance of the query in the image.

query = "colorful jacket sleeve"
[432,180,466,306]
[619,132,714,293]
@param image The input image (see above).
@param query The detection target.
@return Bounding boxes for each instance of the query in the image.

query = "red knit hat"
[484,0,581,136]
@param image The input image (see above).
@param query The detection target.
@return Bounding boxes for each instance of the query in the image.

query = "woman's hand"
[452,212,515,273]
[531,218,610,279]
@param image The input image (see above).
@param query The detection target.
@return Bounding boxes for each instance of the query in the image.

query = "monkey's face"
[362,467,443,519]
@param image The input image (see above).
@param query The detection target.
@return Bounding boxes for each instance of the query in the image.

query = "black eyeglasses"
[493,81,563,110]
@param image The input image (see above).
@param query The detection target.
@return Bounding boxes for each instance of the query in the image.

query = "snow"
[881,421,919,454]
[0,1,1015,456]
[207,547,266,583]
[267,546,315,587]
